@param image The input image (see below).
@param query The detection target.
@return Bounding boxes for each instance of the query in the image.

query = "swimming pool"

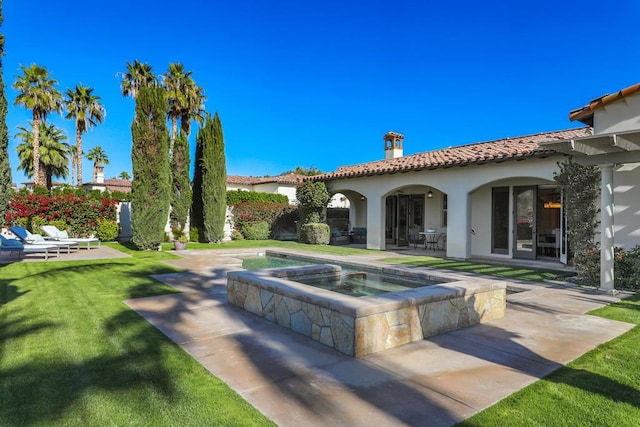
[229,250,507,357]
[242,255,438,297]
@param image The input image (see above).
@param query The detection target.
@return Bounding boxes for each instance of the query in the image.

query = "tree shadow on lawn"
[0,263,185,425]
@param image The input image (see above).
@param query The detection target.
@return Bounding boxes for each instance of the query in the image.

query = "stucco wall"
[326,156,564,256]
[612,163,640,249]
[594,92,640,134]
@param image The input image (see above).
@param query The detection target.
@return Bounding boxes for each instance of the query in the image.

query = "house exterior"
[227,174,305,204]
[82,165,132,193]
[314,84,640,292]
[227,173,349,207]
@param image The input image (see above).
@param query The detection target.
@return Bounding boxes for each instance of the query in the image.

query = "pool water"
[242,256,437,297]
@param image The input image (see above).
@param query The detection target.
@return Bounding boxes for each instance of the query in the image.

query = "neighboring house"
[227,173,349,207]
[82,165,132,193]
[21,181,66,191]
[314,83,640,292]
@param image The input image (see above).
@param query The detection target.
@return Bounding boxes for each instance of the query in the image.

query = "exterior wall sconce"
[360,195,366,201]
[427,190,433,199]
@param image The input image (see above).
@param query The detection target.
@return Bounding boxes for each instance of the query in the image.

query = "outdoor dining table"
[419,231,441,250]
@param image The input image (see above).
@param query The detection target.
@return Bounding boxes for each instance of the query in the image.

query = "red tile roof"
[102,179,132,193]
[313,127,593,181]
[569,82,640,126]
[227,173,306,186]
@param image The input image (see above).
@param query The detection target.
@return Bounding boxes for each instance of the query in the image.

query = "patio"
[126,249,633,426]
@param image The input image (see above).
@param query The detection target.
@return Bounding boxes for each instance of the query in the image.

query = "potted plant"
[172,227,188,250]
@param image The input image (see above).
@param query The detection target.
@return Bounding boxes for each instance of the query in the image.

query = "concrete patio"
[126,249,634,426]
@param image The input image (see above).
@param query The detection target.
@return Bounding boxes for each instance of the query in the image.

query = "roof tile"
[313,127,592,181]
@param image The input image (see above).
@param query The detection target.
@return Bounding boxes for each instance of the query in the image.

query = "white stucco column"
[446,192,471,259]
[365,196,385,250]
[599,164,615,292]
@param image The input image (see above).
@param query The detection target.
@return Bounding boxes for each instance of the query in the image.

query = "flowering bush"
[574,245,640,289]
[5,193,118,237]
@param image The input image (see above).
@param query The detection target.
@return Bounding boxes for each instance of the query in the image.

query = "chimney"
[95,164,105,184]
[384,131,404,159]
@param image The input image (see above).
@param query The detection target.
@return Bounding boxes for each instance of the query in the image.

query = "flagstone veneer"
[227,265,506,357]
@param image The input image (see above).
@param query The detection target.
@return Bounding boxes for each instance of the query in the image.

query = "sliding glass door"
[514,186,536,259]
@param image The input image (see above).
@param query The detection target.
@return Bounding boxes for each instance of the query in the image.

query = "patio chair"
[10,226,79,254]
[41,225,101,249]
[0,235,59,260]
[408,227,424,249]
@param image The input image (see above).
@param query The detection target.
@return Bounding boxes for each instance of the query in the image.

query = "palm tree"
[120,60,156,99]
[161,63,206,155]
[181,79,206,136]
[86,146,109,182]
[16,122,71,190]
[118,171,131,180]
[13,64,63,187]
[64,84,106,186]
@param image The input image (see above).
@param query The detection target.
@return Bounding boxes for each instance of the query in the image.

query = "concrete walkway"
[126,249,634,426]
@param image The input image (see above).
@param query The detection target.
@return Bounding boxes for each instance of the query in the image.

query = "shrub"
[6,193,118,237]
[300,223,330,245]
[231,203,297,239]
[231,229,244,240]
[97,219,119,241]
[227,190,288,205]
[189,227,199,243]
[242,221,269,240]
[30,216,46,234]
[574,245,640,289]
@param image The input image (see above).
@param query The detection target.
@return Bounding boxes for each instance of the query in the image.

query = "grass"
[0,247,273,426]
[157,239,383,256]
[381,256,572,283]
[3,241,638,425]
[458,294,640,426]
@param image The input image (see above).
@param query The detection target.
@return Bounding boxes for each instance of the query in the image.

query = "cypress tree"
[169,130,191,235]
[191,118,206,241]
[0,2,12,224]
[131,86,171,249]
[201,112,227,242]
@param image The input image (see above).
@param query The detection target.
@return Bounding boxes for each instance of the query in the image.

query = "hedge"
[5,193,118,237]
[227,190,288,205]
[231,202,297,238]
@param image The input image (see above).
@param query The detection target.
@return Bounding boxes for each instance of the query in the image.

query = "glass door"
[514,186,536,259]
[397,195,409,246]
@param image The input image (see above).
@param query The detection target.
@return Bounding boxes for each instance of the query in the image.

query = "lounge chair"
[41,225,101,249]
[0,235,59,260]
[9,226,79,254]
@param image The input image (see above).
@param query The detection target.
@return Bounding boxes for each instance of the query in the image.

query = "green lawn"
[459,294,640,426]
[0,247,273,426]
[382,256,572,283]
[3,242,638,425]
[156,239,383,255]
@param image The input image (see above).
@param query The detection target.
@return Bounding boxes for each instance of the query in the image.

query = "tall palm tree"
[118,171,131,180]
[13,64,63,187]
[16,122,71,190]
[161,63,206,155]
[120,60,156,99]
[180,79,206,136]
[64,84,106,186]
[86,145,109,182]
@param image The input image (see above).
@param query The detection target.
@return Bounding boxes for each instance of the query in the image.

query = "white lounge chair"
[41,225,101,249]
[0,235,59,260]
[10,226,79,254]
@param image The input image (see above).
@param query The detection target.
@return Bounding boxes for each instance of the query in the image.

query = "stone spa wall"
[227,265,506,358]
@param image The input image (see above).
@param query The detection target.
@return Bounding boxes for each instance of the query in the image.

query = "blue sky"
[4,1,640,185]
